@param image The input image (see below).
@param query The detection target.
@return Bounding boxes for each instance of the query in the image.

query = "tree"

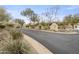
[72,14,79,23]
[63,14,79,28]
[63,14,79,27]
[40,21,50,30]
[14,19,25,27]
[0,7,11,22]
[21,8,39,24]
[30,14,40,23]
[43,6,59,22]
[63,15,72,25]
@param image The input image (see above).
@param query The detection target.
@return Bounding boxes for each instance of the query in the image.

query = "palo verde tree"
[21,8,39,24]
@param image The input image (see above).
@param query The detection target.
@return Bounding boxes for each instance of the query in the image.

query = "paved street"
[21,29,79,54]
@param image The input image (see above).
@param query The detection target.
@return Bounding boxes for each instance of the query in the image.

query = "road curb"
[53,32,79,34]
[23,34,52,54]
[28,29,79,35]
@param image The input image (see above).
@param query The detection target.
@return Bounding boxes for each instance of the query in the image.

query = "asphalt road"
[21,29,79,54]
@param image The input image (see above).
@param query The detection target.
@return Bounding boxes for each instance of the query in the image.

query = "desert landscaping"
[0,5,79,54]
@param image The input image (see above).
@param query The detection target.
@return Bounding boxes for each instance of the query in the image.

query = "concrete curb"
[23,34,52,54]
[53,32,79,34]
[28,29,79,35]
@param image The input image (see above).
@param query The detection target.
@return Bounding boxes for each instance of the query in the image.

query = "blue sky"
[2,5,79,23]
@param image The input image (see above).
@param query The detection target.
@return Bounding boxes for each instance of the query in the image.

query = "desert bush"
[0,22,5,29]
[6,23,14,28]
[16,26,21,28]
[0,37,24,54]
[26,25,29,28]
[0,29,31,54]
[4,39,32,54]
[4,39,22,53]
[0,37,30,54]
[44,26,50,30]
[9,29,23,40]
[0,24,5,29]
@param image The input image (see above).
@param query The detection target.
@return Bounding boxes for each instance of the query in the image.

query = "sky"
[2,5,79,23]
